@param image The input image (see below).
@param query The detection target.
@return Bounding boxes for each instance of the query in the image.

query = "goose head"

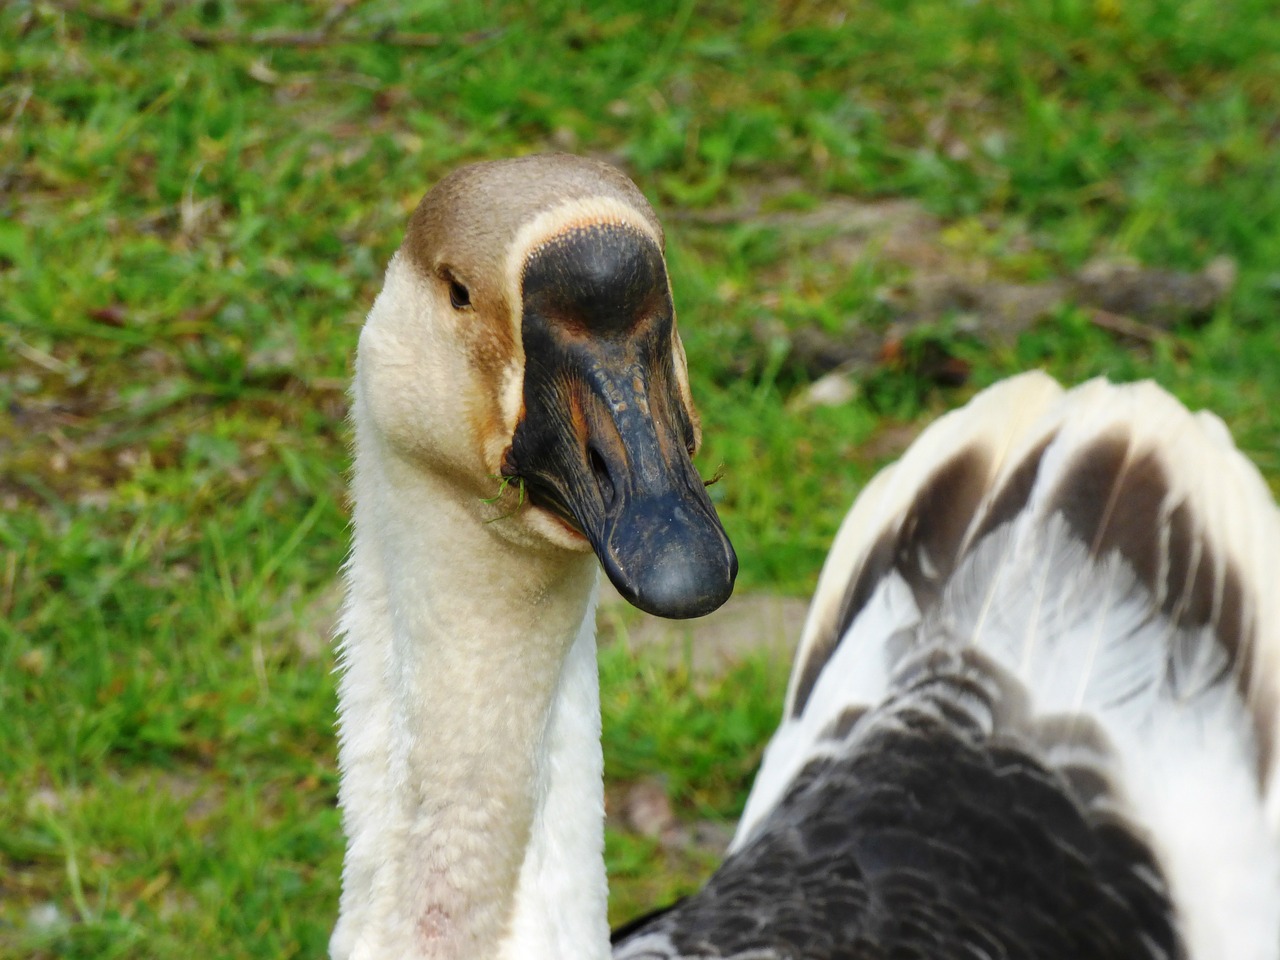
[355,154,736,618]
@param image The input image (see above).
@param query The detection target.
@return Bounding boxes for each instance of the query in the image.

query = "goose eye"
[448,280,471,310]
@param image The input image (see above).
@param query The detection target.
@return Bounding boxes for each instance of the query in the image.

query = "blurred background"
[4,1,1280,955]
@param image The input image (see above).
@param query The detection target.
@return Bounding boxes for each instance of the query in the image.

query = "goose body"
[615,374,1280,959]
[333,155,1280,960]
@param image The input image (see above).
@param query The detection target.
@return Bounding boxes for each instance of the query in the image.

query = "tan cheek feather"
[466,346,522,477]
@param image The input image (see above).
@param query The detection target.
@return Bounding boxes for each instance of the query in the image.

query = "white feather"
[736,374,1280,959]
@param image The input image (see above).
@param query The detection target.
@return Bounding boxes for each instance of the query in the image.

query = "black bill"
[504,220,737,619]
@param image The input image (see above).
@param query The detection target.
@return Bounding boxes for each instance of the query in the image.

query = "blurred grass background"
[4,1,1280,956]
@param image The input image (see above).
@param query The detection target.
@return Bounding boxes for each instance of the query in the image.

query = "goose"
[330,153,1280,960]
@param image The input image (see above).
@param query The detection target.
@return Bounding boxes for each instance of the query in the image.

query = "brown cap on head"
[403,154,664,284]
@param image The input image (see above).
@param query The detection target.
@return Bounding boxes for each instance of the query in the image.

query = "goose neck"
[331,426,608,960]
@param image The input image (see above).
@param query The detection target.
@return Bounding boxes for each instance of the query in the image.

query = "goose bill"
[504,221,737,620]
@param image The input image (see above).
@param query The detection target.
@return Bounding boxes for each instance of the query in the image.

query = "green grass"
[4,0,1280,955]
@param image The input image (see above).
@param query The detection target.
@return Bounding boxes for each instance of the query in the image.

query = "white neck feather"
[330,394,610,960]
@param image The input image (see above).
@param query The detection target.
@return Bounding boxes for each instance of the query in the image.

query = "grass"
[4,0,1280,954]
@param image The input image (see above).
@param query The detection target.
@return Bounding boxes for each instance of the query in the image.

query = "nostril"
[588,445,615,508]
